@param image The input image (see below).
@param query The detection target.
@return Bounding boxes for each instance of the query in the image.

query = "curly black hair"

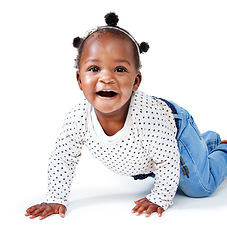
[73,12,149,71]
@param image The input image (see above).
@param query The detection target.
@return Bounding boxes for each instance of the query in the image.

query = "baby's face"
[76,32,141,116]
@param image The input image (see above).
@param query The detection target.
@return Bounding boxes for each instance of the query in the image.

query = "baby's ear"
[76,71,83,90]
[133,72,142,91]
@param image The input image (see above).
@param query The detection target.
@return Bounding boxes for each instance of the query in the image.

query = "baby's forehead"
[88,31,132,43]
[84,32,135,51]
[84,33,135,54]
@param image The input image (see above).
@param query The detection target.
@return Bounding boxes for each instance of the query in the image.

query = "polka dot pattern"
[46,91,180,210]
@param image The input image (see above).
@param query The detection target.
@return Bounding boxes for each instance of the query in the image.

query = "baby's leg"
[178,112,227,197]
[202,131,221,153]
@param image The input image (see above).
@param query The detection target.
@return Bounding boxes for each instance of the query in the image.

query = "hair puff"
[139,42,149,53]
[73,37,83,48]
[104,12,119,27]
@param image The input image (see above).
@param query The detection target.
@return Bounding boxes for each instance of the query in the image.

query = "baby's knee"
[179,180,214,198]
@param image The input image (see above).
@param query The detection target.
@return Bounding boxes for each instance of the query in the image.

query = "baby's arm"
[132,140,180,217]
[25,203,66,220]
[25,107,84,219]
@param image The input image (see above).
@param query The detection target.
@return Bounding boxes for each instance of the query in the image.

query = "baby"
[25,12,227,220]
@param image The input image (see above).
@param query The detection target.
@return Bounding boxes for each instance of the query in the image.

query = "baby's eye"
[88,66,100,72]
[115,67,127,72]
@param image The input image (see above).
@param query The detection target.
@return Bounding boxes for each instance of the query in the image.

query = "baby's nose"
[99,72,115,83]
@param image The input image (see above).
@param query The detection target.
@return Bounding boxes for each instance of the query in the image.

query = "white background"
[1,0,227,239]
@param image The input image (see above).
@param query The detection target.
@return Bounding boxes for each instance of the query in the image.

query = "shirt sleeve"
[146,140,180,210]
[143,97,180,210]
[46,105,87,206]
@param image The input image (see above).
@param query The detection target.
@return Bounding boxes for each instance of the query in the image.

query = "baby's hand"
[131,198,164,217]
[25,202,66,220]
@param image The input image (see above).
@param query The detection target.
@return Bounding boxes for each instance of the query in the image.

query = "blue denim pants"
[171,101,227,197]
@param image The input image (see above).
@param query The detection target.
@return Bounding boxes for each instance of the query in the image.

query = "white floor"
[4,149,227,240]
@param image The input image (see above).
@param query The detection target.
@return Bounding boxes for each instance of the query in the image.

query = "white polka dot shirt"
[46,90,180,210]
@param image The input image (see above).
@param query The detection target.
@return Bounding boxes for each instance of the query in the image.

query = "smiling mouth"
[96,91,118,98]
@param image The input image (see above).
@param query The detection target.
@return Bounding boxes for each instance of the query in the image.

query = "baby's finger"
[59,205,66,218]
[29,210,43,219]
[39,207,55,220]
[25,204,40,215]
[131,203,142,213]
[157,207,164,217]
[134,198,146,204]
[145,205,157,217]
[29,205,47,219]
[135,205,147,216]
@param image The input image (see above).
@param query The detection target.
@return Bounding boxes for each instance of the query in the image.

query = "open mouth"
[96,90,117,98]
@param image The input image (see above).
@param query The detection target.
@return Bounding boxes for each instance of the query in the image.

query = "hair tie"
[104,12,119,27]
[72,37,83,48]
[139,42,150,53]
